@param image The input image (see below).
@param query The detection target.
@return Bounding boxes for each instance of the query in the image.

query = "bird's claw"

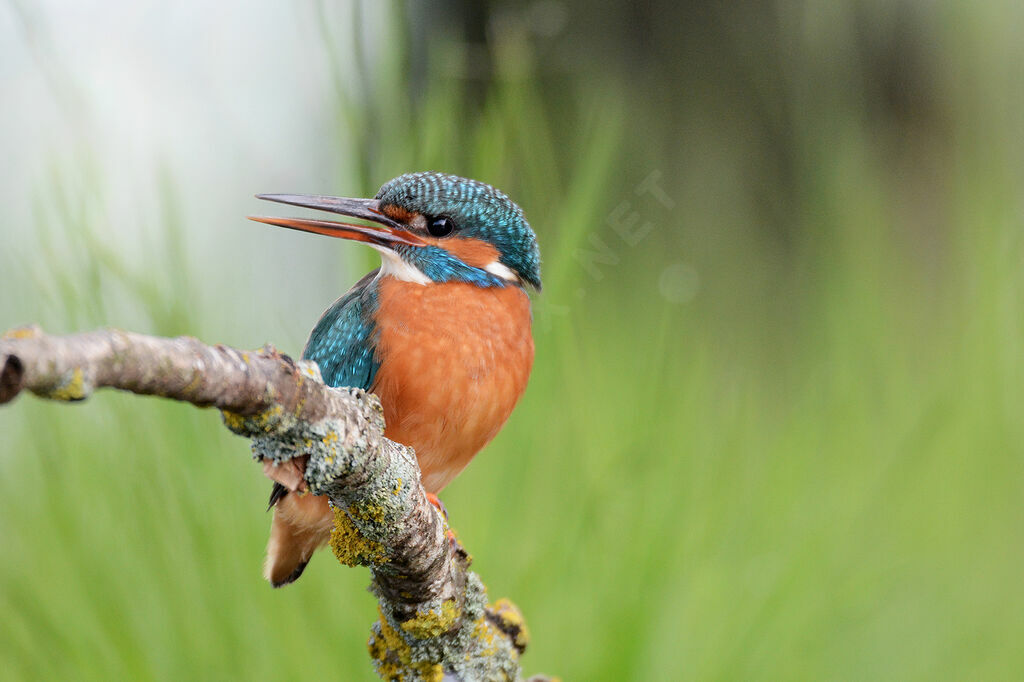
[425,492,449,521]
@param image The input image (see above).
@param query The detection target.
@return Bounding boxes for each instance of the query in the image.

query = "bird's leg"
[425,492,449,521]
[426,492,463,550]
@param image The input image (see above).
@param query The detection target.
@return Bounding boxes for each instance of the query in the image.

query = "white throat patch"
[372,247,520,286]
[373,246,432,285]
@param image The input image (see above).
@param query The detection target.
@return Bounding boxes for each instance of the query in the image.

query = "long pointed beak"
[249,194,426,248]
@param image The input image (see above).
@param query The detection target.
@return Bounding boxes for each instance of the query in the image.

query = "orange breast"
[371,277,534,493]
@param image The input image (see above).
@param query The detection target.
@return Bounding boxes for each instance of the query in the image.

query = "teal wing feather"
[301,269,381,391]
[266,268,382,585]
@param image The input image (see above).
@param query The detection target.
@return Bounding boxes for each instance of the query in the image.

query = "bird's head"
[251,171,541,290]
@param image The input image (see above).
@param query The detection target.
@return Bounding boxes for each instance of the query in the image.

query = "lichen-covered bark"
[0,325,557,682]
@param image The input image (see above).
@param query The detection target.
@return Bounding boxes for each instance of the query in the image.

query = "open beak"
[249,194,426,248]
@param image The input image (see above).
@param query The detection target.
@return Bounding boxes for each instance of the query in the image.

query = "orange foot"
[425,492,449,521]
[425,493,464,555]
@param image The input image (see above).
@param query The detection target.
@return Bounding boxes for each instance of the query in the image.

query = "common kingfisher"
[250,172,540,586]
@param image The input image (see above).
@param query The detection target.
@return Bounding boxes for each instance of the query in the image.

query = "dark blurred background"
[1,1,1022,680]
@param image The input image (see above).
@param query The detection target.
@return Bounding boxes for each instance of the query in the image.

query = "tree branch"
[0,325,553,682]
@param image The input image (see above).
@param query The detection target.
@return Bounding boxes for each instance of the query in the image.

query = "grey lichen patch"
[303,421,378,496]
[248,416,344,469]
[225,380,391,513]
[368,572,522,682]
[224,400,366,501]
[219,359,325,437]
[334,452,417,545]
[233,384,396,523]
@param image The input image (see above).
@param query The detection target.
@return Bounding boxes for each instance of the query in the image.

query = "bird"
[249,171,541,587]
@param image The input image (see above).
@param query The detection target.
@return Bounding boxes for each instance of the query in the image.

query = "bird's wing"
[263,269,383,587]
[301,268,381,390]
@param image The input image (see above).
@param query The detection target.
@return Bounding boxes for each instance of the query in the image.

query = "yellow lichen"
[330,507,387,566]
[221,404,283,435]
[1,326,39,340]
[292,373,306,414]
[394,478,403,495]
[368,607,444,682]
[349,502,389,525]
[400,599,461,639]
[47,368,86,401]
[182,370,203,397]
[220,410,246,431]
[489,599,530,650]
[255,404,283,428]
[469,617,501,658]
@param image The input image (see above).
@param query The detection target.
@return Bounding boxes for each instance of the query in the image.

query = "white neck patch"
[373,246,432,285]
[484,260,520,283]
[372,247,520,287]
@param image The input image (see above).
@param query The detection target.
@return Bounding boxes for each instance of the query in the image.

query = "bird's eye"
[427,216,455,237]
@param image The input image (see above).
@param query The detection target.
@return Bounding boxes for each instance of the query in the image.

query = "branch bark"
[0,325,552,682]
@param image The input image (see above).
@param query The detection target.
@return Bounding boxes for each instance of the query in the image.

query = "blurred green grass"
[2,2,1024,680]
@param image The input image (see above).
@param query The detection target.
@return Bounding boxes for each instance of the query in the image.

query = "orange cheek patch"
[381,204,417,223]
[430,237,500,268]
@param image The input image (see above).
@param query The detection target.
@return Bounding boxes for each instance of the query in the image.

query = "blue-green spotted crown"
[376,172,541,289]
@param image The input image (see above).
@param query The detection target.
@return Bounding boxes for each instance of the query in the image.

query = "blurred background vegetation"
[1,0,1022,679]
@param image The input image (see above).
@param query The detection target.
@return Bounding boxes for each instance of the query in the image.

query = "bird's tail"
[264,483,333,587]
